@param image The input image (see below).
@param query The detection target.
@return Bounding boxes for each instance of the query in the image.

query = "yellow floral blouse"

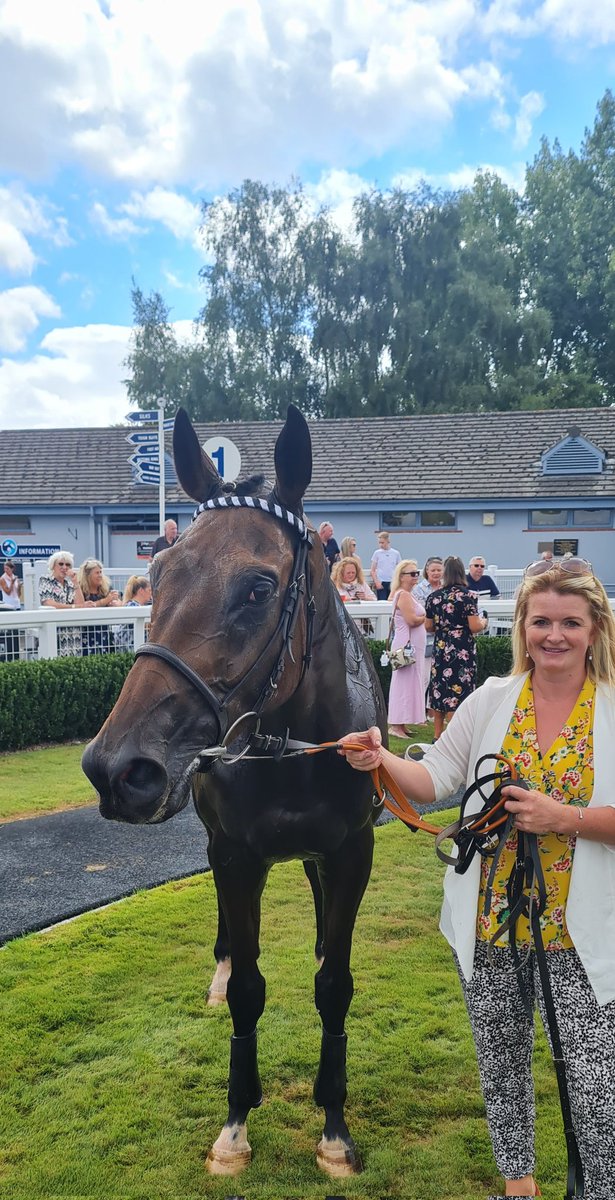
[476,673,595,950]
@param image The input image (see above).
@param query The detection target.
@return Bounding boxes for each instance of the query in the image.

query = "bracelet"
[573,807,585,838]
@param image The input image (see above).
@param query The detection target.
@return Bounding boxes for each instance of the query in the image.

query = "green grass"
[0,821,566,1200]
[0,742,96,821]
[0,729,433,824]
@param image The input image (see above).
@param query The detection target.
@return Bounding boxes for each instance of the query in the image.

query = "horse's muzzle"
[82,741,171,824]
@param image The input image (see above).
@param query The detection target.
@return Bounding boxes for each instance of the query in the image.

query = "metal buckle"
[197,711,262,765]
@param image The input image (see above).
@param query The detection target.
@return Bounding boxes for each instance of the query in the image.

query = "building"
[1,408,614,582]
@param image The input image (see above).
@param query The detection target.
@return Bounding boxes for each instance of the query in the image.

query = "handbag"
[380,595,416,670]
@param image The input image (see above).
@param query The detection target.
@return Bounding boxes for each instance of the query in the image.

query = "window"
[419,510,456,528]
[381,510,456,530]
[381,511,416,529]
[529,509,568,528]
[0,515,31,532]
[572,508,612,527]
[108,515,177,533]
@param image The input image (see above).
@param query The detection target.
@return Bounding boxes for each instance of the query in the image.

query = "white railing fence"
[3,597,614,665]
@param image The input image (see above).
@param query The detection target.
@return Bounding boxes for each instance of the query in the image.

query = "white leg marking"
[206,957,231,1006]
[206,1122,252,1175]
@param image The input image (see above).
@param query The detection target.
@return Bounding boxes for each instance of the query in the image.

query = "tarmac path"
[1,788,461,947]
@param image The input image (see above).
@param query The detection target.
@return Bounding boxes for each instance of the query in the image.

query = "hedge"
[0,637,513,753]
[0,653,135,752]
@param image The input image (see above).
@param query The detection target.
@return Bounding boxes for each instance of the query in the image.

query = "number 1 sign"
[202,436,241,483]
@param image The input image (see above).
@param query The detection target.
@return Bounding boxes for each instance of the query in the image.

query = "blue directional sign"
[128,452,159,469]
[125,429,158,446]
[125,410,158,423]
[134,467,160,485]
[163,419,174,430]
[2,543,61,559]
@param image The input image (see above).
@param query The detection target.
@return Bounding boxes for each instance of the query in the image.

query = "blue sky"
[1,0,615,429]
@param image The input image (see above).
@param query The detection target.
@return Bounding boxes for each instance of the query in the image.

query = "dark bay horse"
[82,405,387,1178]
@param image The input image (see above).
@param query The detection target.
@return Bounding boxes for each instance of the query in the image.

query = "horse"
[82,404,388,1178]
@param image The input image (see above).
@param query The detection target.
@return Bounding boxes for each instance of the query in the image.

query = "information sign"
[137,540,155,559]
[1,542,61,559]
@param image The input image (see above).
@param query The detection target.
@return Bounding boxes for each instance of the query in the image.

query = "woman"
[331,556,375,601]
[413,556,443,697]
[38,551,92,656]
[123,576,152,605]
[0,559,21,609]
[77,558,120,655]
[340,536,361,564]
[426,554,487,740]
[340,559,615,1199]
[386,559,427,737]
[77,559,120,608]
[112,576,153,651]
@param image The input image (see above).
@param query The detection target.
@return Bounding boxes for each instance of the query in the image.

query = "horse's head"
[82,404,323,824]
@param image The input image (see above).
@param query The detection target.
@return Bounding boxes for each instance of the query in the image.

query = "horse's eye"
[247,581,275,606]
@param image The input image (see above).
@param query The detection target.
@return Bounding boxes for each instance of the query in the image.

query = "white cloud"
[304,169,372,235]
[0,319,197,430]
[0,0,506,187]
[0,323,132,429]
[444,162,527,192]
[0,183,71,275]
[0,220,36,274]
[513,90,545,148]
[89,201,141,240]
[0,286,61,352]
[538,0,615,45]
[121,187,201,241]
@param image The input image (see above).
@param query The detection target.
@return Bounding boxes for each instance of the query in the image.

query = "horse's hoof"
[206,1124,251,1175]
[316,1135,362,1177]
[206,958,231,1007]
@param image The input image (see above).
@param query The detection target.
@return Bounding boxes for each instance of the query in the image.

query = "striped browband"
[193,495,310,541]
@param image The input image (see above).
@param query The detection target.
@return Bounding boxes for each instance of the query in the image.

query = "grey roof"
[1,408,614,508]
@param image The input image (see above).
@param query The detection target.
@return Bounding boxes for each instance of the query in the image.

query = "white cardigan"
[421,673,615,1006]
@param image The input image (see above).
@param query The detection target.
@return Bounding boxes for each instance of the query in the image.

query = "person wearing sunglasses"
[38,550,93,656]
[340,557,615,1199]
[467,557,500,598]
[386,559,427,737]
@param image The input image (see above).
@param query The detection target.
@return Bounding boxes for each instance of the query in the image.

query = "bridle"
[135,495,316,743]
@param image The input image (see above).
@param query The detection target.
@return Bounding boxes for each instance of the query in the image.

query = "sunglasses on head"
[524,557,593,579]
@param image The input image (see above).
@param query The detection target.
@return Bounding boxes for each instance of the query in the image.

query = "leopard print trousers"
[455,941,615,1200]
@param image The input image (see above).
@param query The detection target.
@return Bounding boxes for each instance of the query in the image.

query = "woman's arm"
[468,612,488,634]
[0,576,9,595]
[338,728,436,804]
[396,590,425,628]
[504,785,615,846]
[360,581,376,600]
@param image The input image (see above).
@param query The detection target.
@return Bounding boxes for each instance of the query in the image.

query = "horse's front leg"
[207,873,231,1006]
[313,822,374,1177]
[303,858,325,964]
[205,835,268,1176]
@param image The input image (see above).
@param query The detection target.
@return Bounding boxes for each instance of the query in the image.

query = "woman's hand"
[338,727,383,771]
[503,784,567,835]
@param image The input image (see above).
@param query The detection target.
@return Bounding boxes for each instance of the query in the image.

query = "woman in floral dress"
[425,554,488,739]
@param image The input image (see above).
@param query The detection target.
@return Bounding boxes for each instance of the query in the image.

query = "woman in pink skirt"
[387,559,427,736]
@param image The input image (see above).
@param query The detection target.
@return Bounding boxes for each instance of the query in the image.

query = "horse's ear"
[173,407,223,502]
[273,405,312,511]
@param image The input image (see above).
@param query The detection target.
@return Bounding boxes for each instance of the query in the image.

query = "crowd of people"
[323,524,497,738]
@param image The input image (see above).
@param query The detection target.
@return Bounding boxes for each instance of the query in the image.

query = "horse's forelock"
[219,474,270,499]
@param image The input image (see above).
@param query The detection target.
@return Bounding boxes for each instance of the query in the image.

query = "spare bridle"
[135,495,316,743]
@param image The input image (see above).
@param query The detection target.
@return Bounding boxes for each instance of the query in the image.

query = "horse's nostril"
[114,756,168,806]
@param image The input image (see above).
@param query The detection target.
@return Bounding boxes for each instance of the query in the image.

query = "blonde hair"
[512,569,615,690]
[331,556,368,590]
[391,559,419,594]
[340,536,358,559]
[78,558,111,599]
[123,575,150,603]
